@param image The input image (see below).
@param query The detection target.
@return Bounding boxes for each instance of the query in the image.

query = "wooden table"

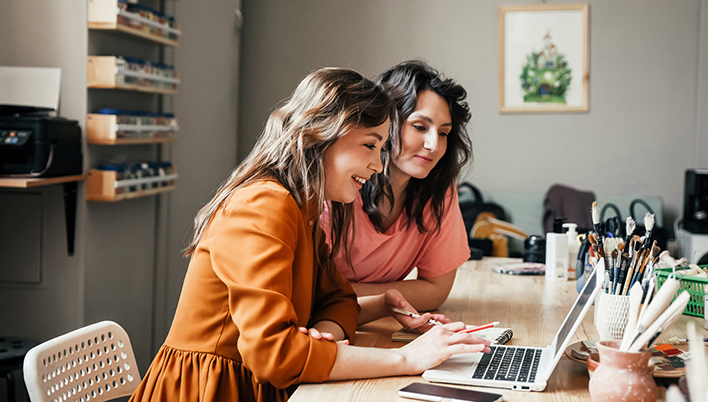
[290,258,707,401]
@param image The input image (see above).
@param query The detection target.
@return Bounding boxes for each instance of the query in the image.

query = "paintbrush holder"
[594,292,630,341]
[588,340,657,402]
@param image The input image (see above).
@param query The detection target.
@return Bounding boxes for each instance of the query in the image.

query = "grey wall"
[0,0,88,339]
[239,0,708,231]
[165,0,242,347]
[699,1,708,169]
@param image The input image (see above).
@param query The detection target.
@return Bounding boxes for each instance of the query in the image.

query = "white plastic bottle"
[563,223,579,280]
[546,219,568,281]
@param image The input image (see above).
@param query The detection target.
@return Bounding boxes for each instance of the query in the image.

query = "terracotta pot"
[588,340,657,402]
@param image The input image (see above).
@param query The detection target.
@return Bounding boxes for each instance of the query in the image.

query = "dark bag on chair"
[601,203,624,238]
[458,183,506,259]
[458,182,506,234]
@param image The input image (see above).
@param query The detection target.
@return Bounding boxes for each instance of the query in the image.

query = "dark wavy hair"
[362,60,473,234]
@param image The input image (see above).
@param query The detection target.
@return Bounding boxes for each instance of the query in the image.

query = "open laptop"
[423,264,602,392]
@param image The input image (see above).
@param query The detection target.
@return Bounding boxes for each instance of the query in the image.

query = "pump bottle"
[563,223,580,280]
[545,218,568,281]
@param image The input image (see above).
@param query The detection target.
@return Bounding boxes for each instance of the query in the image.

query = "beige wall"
[239,0,708,229]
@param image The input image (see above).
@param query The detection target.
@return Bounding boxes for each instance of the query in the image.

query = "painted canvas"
[499,4,589,112]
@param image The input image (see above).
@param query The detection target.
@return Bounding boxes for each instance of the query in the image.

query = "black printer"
[0,105,82,177]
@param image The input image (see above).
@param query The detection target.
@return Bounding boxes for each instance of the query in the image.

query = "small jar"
[124,164,138,192]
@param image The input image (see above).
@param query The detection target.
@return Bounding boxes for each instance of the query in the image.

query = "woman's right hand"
[383,289,450,333]
[396,321,491,374]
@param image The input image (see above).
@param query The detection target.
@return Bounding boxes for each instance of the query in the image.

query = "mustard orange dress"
[128,179,360,402]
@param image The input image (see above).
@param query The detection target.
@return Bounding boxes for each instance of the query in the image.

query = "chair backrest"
[23,321,141,402]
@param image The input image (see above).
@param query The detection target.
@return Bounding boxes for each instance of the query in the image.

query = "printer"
[0,105,82,177]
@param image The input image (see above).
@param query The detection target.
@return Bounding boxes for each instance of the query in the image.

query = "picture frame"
[499,4,589,113]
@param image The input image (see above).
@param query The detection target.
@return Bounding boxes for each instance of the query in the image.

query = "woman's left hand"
[384,289,450,333]
[298,326,349,344]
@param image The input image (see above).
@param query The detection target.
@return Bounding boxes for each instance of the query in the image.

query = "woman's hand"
[384,289,450,333]
[396,322,491,374]
[298,322,349,344]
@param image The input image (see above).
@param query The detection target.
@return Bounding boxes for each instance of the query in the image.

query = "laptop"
[423,264,602,392]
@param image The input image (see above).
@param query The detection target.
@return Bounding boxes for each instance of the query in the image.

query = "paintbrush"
[631,215,655,288]
[623,241,643,295]
[590,243,599,268]
[641,213,655,249]
[588,233,598,264]
[629,248,649,291]
[616,252,630,295]
[611,249,619,294]
[591,201,610,275]
[625,216,636,245]
[615,238,633,295]
[637,241,659,283]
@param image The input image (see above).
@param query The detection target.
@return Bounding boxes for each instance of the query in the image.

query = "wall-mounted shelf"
[88,0,180,47]
[86,168,177,202]
[0,174,86,188]
[87,113,177,145]
[0,175,85,256]
[87,56,179,95]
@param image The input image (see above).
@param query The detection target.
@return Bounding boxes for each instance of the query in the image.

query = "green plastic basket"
[655,266,707,318]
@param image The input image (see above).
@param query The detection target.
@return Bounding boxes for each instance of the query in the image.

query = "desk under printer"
[0,105,82,177]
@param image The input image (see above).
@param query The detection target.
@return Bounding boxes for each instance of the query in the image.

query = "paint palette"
[650,343,689,377]
[565,341,689,378]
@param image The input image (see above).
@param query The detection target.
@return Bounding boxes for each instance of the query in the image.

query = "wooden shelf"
[88,0,180,47]
[89,22,180,47]
[86,113,177,145]
[87,56,179,95]
[86,169,177,202]
[0,174,86,188]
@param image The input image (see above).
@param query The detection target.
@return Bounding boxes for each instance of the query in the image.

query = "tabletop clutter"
[576,201,706,402]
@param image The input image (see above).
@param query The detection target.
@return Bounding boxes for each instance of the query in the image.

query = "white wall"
[239,0,708,230]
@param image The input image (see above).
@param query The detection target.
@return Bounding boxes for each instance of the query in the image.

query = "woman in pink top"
[322,60,472,321]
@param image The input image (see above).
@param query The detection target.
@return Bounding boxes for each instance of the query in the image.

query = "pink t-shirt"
[320,186,470,283]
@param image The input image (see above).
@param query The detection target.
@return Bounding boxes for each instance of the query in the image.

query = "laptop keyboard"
[471,346,542,383]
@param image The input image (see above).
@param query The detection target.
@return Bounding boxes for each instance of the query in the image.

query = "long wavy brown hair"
[185,68,396,266]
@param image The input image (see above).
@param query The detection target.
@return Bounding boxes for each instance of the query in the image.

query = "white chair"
[23,321,141,402]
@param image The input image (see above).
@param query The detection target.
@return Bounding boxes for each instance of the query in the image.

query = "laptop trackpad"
[426,352,481,378]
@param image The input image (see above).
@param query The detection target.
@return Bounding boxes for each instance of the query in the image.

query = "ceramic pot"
[588,340,657,402]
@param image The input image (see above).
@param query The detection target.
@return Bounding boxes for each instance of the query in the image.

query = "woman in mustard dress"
[128,68,490,402]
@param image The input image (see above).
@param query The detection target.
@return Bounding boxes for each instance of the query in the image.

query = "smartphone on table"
[398,382,503,402]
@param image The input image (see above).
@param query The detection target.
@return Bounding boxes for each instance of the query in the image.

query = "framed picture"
[499,4,589,113]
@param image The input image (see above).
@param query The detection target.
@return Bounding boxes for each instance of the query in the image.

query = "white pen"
[392,307,443,326]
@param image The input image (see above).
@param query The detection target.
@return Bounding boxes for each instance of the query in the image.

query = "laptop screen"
[551,267,598,357]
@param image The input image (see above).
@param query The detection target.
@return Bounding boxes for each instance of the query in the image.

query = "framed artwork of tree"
[500,4,589,113]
